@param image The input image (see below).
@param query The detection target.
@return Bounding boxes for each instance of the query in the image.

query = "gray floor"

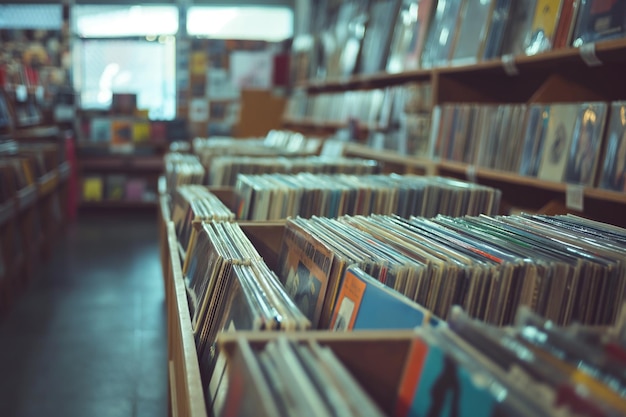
[0,212,168,417]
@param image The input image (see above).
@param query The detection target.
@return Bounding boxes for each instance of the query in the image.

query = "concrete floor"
[0,211,167,417]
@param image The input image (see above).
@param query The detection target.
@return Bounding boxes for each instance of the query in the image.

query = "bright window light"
[0,5,62,29]
[73,5,178,37]
[187,6,293,41]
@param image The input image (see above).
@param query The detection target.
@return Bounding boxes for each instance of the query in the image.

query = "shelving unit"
[77,146,164,209]
[283,38,626,228]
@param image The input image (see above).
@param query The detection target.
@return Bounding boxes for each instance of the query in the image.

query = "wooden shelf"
[437,161,626,204]
[296,38,626,93]
[164,221,208,417]
[12,125,60,140]
[77,141,167,150]
[79,156,164,172]
[342,143,437,176]
[282,118,381,138]
[302,68,432,92]
[79,200,158,209]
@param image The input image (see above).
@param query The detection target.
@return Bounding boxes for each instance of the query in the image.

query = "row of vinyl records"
[218,308,626,417]
[78,116,185,145]
[170,174,500,254]
[81,175,157,203]
[284,83,432,127]
[295,0,625,81]
[234,173,501,221]
[166,152,381,188]
[174,182,626,331]
[192,130,322,157]
[165,131,323,191]
[173,209,626,416]
[433,101,626,191]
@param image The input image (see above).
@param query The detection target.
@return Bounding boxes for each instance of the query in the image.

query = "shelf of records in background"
[0,131,71,311]
[282,0,626,223]
[79,152,162,207]
[76,93,186,208]
[160,175,626,417]
[291,0,626,86]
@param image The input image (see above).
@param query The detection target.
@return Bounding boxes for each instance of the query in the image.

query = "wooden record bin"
[217,330,416,416]
[159,185,297,417]
[164,220,208,417]
[284,38,626,229]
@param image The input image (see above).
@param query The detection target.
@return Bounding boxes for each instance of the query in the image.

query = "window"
[0,4,62,30]
[72,5,178,38]
[74,38,176,119]
[187,6,293,42]
[72,5,178,119]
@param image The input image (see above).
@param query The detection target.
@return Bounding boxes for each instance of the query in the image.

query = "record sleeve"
[537,103,579,182]
[598,101,626,192]
[450,0,495,65]
[572,0,626,46]
[359,0,402,74]
[330,266,433,330]
[388,0,436,71]
[420,0,464,68]
[564,102,608,186]
[277,220,335,327]
[481,0,514,60]
[519,105,550,177]
[525,0,564,54]
[499,0,537,56]
[553,0,580,48]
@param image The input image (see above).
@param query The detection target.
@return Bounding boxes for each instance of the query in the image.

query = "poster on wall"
[229,50,273,90]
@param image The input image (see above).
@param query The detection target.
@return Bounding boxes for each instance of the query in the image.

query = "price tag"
[580,43,602,67]
[466,165,477,183]
[501,54,520,76]
[566,184,584,211]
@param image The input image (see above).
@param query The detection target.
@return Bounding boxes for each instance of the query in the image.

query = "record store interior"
[2,1,626,416]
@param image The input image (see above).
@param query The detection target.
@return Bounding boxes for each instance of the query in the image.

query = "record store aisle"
[0,213,167,417]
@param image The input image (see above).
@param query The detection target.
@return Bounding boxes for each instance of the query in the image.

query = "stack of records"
[209,156,379,186]
[217,336,385,417]
[278,214,626,329]
[170,185,235,256]
[395,305,626,417]
[235,174,502,221]
[164,153,205,191]
[193,131,321,167]
[183,221,310,384]
[435,101,612,188]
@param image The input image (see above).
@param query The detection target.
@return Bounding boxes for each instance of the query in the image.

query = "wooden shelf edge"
[437,160,626,203]
[295,38,626,90]
[584,187,626,204]
[79,157,164,172]
[79,200,158,209]
[217,329,417,346]
[343,143,436,172]
[166,222,209,417]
